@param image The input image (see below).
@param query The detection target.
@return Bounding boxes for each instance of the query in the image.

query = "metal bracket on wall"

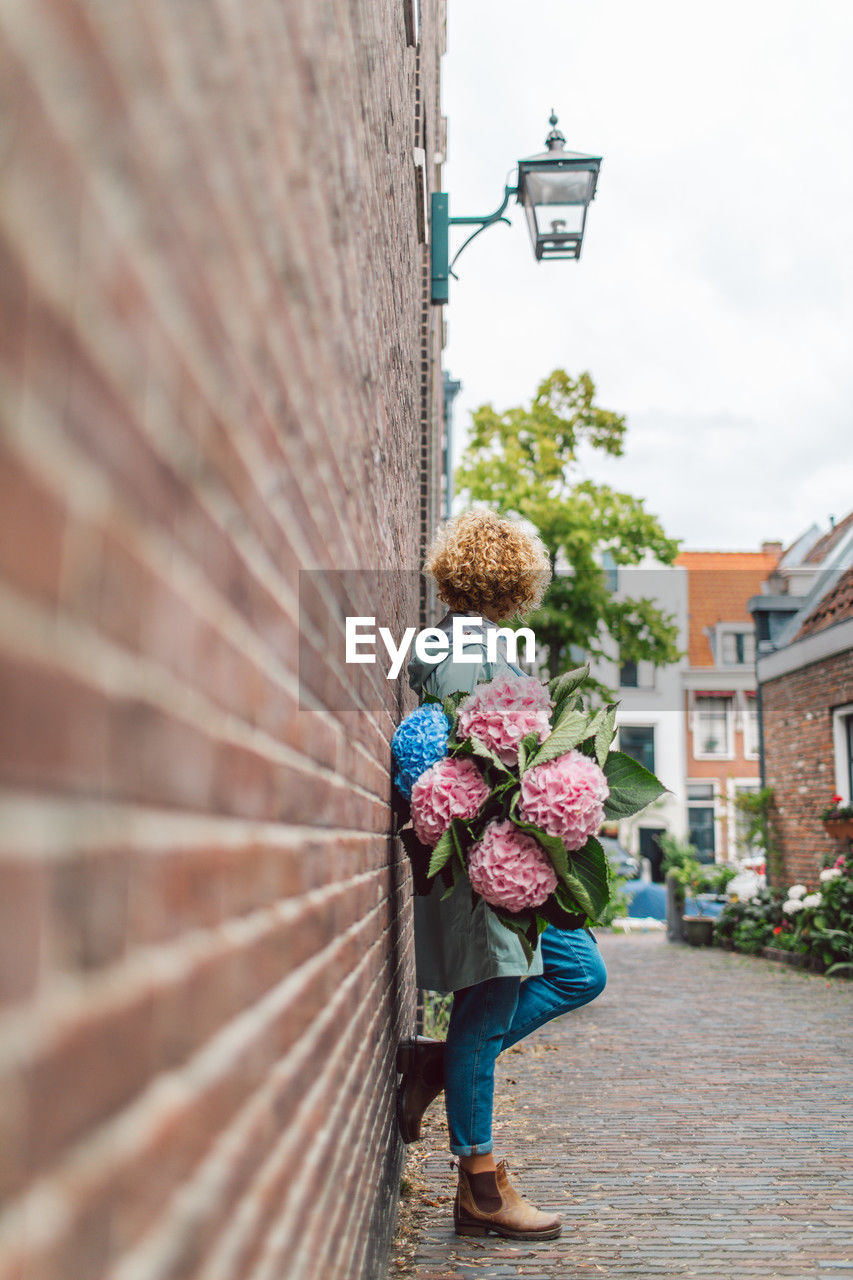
[430,186,516,305]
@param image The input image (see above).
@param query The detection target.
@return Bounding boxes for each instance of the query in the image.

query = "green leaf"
[442,696,459,730]
[427,829,455,879]
[449,819,470,871]
[508,804,572,883]
[440,855,465,901]
[539,888,587,931]
[603,750,667,818]
[548,666,589,702]
[517,731,540,774]
[594,703,618,767]
[467,734,513,774]
[568,836,611,918]
[527,711,588,769]
[555,866,596,918]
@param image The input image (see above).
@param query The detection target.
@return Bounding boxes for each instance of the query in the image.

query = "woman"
[397,508,608,1241]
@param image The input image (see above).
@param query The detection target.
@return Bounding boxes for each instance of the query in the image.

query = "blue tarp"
[622,880,667,920]
[683,894,726,919]
[621,882,726,922]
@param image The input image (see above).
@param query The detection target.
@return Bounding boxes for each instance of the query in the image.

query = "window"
[687,783,715,862]
[719,628,755,667]
[693,696,732,757]
[619,658,655,689]
[619,725,655,774]
[831,704,853,804]
[743,698,760,758]
[733,782,760,858]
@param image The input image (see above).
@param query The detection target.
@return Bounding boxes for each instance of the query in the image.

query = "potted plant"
[820,795,853,841]
[677,858,715,946]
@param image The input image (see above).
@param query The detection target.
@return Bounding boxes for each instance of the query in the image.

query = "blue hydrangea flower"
[392,704,451,799]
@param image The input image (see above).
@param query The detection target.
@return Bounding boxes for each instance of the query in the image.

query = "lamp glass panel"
[525,168,595,206]
[534,202,585,239]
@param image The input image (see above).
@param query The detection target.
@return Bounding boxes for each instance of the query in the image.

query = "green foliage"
[401,662,667,941]
[795,860,853,973]
[658,832,700,876]
[603,751,668,819]
[454,368,683,688]
[595,874,631,927]
[733,786,783,882]
[422,990,453,1039]
[714,858,853,979]
[714,886,785,951]
[706,865,738,894]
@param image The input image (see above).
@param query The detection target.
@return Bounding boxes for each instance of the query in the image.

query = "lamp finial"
[545,110,566,151]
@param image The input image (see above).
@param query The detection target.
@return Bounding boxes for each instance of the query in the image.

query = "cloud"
[443,0,853,549]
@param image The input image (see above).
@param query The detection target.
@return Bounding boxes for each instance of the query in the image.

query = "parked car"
[598,834,640,882]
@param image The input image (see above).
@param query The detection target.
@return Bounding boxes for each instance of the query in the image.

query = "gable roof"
[801,509,853,565]
[793,565,853,640]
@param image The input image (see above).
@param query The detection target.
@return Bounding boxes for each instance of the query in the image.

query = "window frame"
[692,694,734,760]
[618,724,656,775]
[716,624,756,668]
[832,702,853,804]
[686,781,717,862]
[742,694,760,760]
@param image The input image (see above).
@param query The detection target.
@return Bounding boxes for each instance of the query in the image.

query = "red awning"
[744,689,757,699]
[694,690,735,699]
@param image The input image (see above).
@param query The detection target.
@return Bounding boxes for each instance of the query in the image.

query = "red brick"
[0,0,438,1275]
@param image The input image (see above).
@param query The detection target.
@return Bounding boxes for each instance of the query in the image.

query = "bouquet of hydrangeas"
[391,667,666,961]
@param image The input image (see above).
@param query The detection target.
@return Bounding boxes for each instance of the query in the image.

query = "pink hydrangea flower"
[467,818,558,912]
[456,673,553,766]
[519,749,609,850]
[410,756,490,849]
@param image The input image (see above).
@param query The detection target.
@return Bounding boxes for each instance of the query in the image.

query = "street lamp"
[430,111,601,303]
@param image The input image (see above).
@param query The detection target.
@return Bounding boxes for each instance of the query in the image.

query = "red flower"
[773,925,783,935]
[831,794,843,805]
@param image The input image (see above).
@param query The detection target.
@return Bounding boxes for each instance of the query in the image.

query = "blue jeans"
[444,927,607,1156]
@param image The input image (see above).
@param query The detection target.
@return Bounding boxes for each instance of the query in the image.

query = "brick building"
[756,566,853,887]
[676,549,781,862]
[0,4,446,1278]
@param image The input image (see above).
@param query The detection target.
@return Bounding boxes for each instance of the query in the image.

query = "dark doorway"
[639,827,666,883]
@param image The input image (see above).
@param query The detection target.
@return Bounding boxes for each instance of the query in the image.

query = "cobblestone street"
[399,932,853,1280]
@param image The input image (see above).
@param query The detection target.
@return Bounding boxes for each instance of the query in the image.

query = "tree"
[455,368,682,688]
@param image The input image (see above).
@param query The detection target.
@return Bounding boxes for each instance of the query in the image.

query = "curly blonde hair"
[424,509,551,620]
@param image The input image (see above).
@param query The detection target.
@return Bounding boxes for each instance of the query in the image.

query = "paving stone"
[402,933,853,1279]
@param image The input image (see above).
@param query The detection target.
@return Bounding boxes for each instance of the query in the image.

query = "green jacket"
[406,611,544,994]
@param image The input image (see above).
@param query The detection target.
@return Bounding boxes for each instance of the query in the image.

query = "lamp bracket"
[431,185,517,304]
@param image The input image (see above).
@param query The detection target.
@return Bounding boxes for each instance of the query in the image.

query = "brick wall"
[761,649,853,886]
[0,2,444,1277]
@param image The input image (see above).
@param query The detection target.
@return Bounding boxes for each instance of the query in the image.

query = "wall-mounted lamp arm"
[431,186,517,304]
[449,216,511,279]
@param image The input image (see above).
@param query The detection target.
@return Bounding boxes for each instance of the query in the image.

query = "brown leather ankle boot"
[395,1036,446,1143]
[454,1159,562,1240]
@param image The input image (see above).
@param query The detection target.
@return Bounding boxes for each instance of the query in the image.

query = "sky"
[441,0,853,552]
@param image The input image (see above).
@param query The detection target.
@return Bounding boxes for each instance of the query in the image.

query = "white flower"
[783,898,804,914]
[820,867,841,882]
[787,884,808,899]
[801,892,822,909]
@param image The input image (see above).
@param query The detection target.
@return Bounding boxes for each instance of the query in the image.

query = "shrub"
[794,856,853,977]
